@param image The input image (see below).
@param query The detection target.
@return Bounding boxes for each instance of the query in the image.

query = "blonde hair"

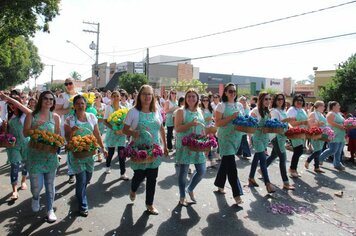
[311,100,324,112]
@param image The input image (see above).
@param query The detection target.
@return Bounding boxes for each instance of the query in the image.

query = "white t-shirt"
[103,97,111,105]
[270,108,285,121]
[249,107,262,121]
[104,105,114,119]
[120,101,132,109]
[215,102,243,114]
[211,102,220,111]
[65,112,98,130]
[124,107,162,130]
[286,107,304,118]
[0,101,7,121]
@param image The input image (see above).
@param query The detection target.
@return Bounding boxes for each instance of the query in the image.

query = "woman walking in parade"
[23,91,61,222]
[265,94,295,190]
[304,101,327,173]
[248,92,276,193]
[123,85,168,215]
[164,89,178,152]
[236,96,252,160]
[287,94,309,178]
[103,91,129,179]
[64,95,107,217]
[213,83,244,205]
[0,92,31,200]
[175,89,207,206]
[94,92,106,162]
[319,101,346,171]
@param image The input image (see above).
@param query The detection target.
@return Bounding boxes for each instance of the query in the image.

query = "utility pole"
[146,48,149,79]
[83,21,100,88]
[50,65,54,84]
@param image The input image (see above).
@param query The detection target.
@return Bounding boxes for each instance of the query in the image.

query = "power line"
[40,54,92,66]
[103,0,356,53]
[149,31,356,65]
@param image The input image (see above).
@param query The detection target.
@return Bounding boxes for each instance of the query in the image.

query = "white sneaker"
[47,209,57,223]
[119,174,129,180]
[32,198,40,212]
[105,167,111,174]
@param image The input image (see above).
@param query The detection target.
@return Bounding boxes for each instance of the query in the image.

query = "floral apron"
[27,113,59,174]
[330,112,345,144]
[252,112,269,153]
[166,100,178,127]
[217,102,243,156]
[310,111,327,151]
[175,109,206,164]
[291,108,308,148]
[104,105,126,147]
[203,109,213,127]
[68,114,95,174]
[6,116,29,164]
[130,111,161,171]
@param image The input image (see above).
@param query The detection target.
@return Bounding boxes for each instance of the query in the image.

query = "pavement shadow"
[321,166,356,181]
[201,192,256,236]
[0,163,10,176]
[156,204,201,236]
[157,167,178,190]
[291,177,334,203]
[105,203,153,236]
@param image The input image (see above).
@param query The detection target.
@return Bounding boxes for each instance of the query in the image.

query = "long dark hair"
[257,92,270,118]
[271,93,286,110]
[32,91,56,116]
[7,95,23,120]
[135,85,156,112]
[292,94,305,107]
[221,83,237,103]
[73,95,87,114]
[200,94,213,113]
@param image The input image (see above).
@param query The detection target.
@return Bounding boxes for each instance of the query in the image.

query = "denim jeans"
[75,171,93,211]
[249,151,271,184]
[106,146,126,175]
[214,155,243,197]
[131,168,158,206]
[10,161,27,185]
[307,150,321,169]
[319,142,344,168]
[29,170,56,211]
[67,153,74,176]
[178,163,206,198]
[237,134,251,157]
[290,145,303,170]
[266,138,289,184]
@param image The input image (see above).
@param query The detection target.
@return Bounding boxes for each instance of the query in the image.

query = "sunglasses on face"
[227,90,236,94]
[171,92,176,95]
[277,98,284,101]
[213,96,218,99]
[43,97,54,101]
[264,98,272,101]
[202,99,209,102]
[296,99,303,102]
[64,82,73,86]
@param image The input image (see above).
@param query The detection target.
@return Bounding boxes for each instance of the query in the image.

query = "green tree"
[260,87,279,95]
[70,71,82,81]
[118,73,148,94]
[172,79,208,94]
[0,0,60,44]
[318,54,356,111]
[46,82,66,92]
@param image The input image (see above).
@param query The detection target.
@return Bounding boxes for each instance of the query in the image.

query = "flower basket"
[235,125,257,133]
[285,133,306,139]
[72,150,97,159]
[344,117,356,129]
[261,127,284,134]
[0,134,16,148]
[182,133,218,152]
[320,127,335,142]
[120,131,163,164]
[29,140,57,154]
[305,127,323,140]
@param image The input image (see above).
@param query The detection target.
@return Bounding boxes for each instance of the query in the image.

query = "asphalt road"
[0,145,355,236]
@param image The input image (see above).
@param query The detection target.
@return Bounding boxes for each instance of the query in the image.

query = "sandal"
[10,192,19,200]
[266,183,276,193]
[187,191,197,202]
[234,196,243,205]
[146,205,159,215]
[20,182,28,190]
[283,184,295,190]
[79,209,89,217]
[129,191,136,202]
[179,198,188,207]
[248,178,259,187]
[213,188,226,194]
[314,168,325,173]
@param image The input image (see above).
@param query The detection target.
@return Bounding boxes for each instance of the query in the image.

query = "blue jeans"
[237,134,251,157]
[75,171,93,211]
[178,163,206,198]
[67,153,74,176]
[319,142,344,168]
[29,170,56,211]
[10,162,27,185]
[307,150,321,169]
[266,138,289,184]
[249,151,271,184]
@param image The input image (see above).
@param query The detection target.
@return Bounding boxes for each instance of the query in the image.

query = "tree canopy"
[172,79,208,94]
[70,71,82,81]
[318,54,356,111]
[118,73,149,95]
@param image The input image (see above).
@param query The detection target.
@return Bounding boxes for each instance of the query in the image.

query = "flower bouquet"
[262,118,288,134]
[107,108,129,131]
[0,134,16,148]
[285,127,307,139]
[205,123,218,135]
[28,129,65,154]
[305,127,323,140]
[182,133,218,152]
[344,117,356,129]
[120,141,163,164]
[319,127,335,142]
[67,134,99,159]
[233,115,258,133]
